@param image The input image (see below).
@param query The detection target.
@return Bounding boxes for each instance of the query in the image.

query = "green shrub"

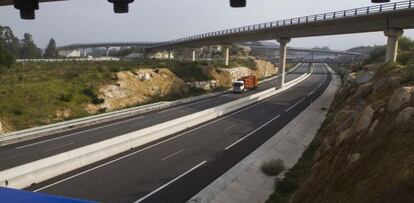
[261,159,285,176]
[58,93,73,102]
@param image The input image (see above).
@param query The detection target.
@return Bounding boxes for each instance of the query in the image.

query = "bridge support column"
[192,49,196,62]
[384,28,404,63]
[168,51,172,60]
[105,47,110,57]
[224,46,230,66]
[277,37,291,89]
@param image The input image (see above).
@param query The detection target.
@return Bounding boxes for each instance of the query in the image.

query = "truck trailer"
[232,76,258,93]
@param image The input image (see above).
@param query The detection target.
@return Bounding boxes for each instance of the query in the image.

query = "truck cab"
[232,81,246,93]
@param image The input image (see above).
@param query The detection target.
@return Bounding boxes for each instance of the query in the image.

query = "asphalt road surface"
[25,63,331,203]
[0,64,309,171]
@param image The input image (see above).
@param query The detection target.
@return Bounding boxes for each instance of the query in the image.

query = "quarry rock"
[355,70,374,84]
[395,107,414,123]
[368,119,379,134]
[356,82,373,98]
[349,153,361,164]
[219,67,251,81]
[387,86,414,112]
[354,106,375,133]
[336,128,353,146]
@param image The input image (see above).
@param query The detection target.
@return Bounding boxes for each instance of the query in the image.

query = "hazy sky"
[0,0,413,50]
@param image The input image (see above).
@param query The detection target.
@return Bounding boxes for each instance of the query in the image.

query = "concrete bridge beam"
[384,28,404,62]
[277,37,291,89]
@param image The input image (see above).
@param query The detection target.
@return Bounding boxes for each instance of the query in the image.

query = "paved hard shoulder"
[188,66,340,203]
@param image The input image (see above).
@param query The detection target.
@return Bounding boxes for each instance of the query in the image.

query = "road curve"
[0,64,309,171]
[25,64,331,203]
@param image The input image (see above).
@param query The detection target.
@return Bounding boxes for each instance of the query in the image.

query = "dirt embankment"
[289,63,414,203]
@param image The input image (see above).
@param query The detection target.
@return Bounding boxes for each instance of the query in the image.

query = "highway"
[25,64,331,203]
[0,64,309,171]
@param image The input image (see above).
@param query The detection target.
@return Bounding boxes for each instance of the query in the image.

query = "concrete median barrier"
[0,66,311,190]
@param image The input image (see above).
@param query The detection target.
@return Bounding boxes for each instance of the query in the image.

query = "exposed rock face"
[387,86,414,112]
[336,128,353,146]
[55,108,71,119]
[349,153,361,164]
[219,67,252,81]
[368,119,379,134]
[88,69,188,112]
[353,106,375,133]
[186,80,218,91]
[0,121,5,134]
[355,70,374,84]
[395,107,414,122]
[356,82,373,98]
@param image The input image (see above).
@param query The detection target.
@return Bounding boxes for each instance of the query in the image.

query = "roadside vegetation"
[266,36,414,203]
[0,59,256,131]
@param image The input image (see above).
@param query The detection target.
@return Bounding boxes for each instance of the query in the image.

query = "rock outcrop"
[395,107,414,122]
[387,86,414,112]
[353,106,375,133]
[87,68,188,113]
[0,121,5,134]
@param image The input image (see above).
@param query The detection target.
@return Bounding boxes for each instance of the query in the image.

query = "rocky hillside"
[0,59,279,133]
[267,62,414,203]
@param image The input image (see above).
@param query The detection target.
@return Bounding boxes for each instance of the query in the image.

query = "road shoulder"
[188,66,341,203]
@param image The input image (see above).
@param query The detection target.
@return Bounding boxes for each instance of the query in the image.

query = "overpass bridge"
[146,0,414,88]
[274,58,357,64]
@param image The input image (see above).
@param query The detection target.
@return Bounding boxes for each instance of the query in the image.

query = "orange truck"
[232,76,258,93]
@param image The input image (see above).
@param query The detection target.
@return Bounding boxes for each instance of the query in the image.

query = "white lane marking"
[285,97,306,112]
[223,124,237,131]
[33,132,193,192]
[135,160,207,203]
[161,149,185,161]
[43,142,74,153]
[32,70,318,191]
[32,85,279,192]
[225,115,280,150]
[16,115,146,150]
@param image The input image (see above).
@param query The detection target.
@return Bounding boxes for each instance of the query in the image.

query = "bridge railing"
[156,0,413,47]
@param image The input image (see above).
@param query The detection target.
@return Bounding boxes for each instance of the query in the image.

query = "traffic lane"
[0,64,309,171]
[142,65,331,203]
[26,65,324,202]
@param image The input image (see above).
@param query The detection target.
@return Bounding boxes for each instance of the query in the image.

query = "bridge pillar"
[224,46,230,66]
[384,28,404,62]
[168,51,172,60]
[277,37,291,89]
[105,47,110,57]
[192,49,196,62]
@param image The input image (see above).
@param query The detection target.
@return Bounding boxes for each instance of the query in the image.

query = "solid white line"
[43,142,74,153]
[32,85,280,192]
[161,149,185,161]
[16,115,146,150]
[285,97,306,112]
[135,160,207,203]
[225,115,280,150]
[32,70,313,192]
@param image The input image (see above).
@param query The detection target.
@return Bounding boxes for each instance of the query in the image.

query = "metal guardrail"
[154,0,413,47]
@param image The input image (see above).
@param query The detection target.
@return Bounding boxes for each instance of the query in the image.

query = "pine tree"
[19,33,41,59]
[44,38,58,58]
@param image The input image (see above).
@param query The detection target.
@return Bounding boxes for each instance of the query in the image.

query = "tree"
[0,25,21,57]
[0,43,15,68]
[19,33,41,59]
[44,38,58,58]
